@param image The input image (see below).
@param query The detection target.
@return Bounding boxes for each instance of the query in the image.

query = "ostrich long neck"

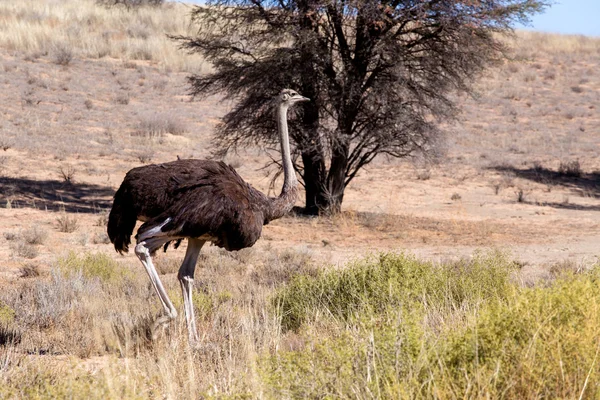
[278,103,297,191]
[267,102,299,221]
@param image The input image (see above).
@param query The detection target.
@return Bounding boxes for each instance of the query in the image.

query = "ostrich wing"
[136,160,268,252]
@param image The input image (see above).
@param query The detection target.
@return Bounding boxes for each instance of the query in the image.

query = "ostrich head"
[277,88,309,106]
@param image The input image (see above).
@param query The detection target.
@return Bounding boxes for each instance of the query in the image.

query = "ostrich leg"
[178,238,205,344]
[135,222,180,337]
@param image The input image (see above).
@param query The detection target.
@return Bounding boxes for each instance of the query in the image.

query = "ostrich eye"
[291,92,297,96]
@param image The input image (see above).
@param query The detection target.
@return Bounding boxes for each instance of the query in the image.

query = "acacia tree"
[175,0,547,215]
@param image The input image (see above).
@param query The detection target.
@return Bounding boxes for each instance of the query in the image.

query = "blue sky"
[184,0,600,37]
[523,0,600,36]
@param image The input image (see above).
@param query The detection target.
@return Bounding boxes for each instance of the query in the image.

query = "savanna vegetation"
[0,0,599,398]
[1,251,599,398]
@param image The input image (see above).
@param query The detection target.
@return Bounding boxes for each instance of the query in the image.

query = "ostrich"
[107,89,308,343]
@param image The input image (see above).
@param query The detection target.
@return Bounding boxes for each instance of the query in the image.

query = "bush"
[21,226,48,245]
[10,241,39,259]
[56,213,78,233]
[18,264,40,278]
[134,113,187,138]
[3,231,17,241]
[52,44,74,66]
[439,271,600,398]
[264,253,600,399]
[558,160,583,178]
[58,251,131,284]
[0,301,15,325]
[274,252,515,332]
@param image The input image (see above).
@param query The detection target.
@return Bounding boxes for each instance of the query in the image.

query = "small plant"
[0,135,14,151]
[3,231,18,241]
[156,257,181,275]
[58,251,130,283]
[84,99,93,110]
[492,182,501,195]
[58,164,76,184]
[450,192,461,201]
[21,226,48,245]
[76,233,89,246]
[19,263,40,278]
[135,148,154,163]
[549,260,583,277]
[0,301,16,325]
[252,248,317,286]
[543,70,556,80]
[10,240,39,259]
[0,155,8,173]
[0,324,21,346]
[515,188,527,203]
[570,85,584,93]
[416,170,431,180]
[92,231,111,245]
[0,156,7,174]
[134,113,187,138]
[114,92,130,105]
[558,160,582,178]
[95,211,109,227]
[56,213,78,233]
[52,44,74,66]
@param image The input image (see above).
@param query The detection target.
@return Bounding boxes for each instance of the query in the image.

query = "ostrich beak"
[298,96,310,102]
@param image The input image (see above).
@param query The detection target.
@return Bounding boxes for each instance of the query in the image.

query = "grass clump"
[21,226,48,245]
[558,159,583,177]
[134,113,187,138]
[0,360,113,400]
[274,251,515,332]
[167,287,214,321]
[441,270,600,398]
[10,241,39,259]
[58,251,130,284]
[265,253,600,399]
[56,213,78,233]
[0,301,16,325]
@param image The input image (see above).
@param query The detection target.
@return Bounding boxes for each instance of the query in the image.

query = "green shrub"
[274,251,516,331]
[167,287,214,321]
[0,301,15,325]
[441,269,600,398]
[264,253,600,399]
[58,252,131,284]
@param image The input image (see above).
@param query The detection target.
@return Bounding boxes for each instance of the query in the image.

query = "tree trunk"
[324,140,348,214]
[302,151,328,215]
[301,139,348,215]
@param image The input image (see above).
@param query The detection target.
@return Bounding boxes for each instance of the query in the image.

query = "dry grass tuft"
[92,231,111,244]
[558,160,583,177]
[21,226,48,245]
[52,43,74,66]
[18,264,41,279]
[3,231,18,241]
[0,135,14,151]
[58,164,76,184]
[134,113,187,138]
[10,241,39,259]
[56,213,79,233]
